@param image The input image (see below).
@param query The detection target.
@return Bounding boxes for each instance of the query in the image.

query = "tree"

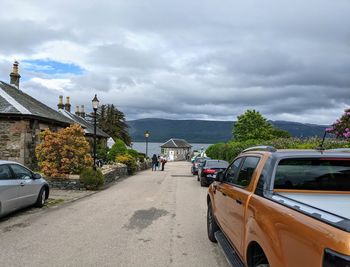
[232,110,278,141]
[90,104,132,145]
[36,124,93,177]
[327,108,350,138]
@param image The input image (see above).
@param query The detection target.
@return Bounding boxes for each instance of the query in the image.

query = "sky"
[0,0,349,124]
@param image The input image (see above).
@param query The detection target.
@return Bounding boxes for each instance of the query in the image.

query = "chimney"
[64,97,71,112]
[80,105,85,118]
[75,105,80,116]
[10,61,21,89]
[57,95,64,109]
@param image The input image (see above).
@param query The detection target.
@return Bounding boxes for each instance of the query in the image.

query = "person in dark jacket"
[152,154,158,171]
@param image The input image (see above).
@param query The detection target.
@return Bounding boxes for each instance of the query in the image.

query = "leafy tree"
[232,110,291,141]
[232,110,274,141]
[36,124,92,177]
[270,127,291,138]
[90,104,131,145]
[327,108,350,138]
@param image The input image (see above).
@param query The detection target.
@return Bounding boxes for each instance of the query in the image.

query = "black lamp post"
[144,131,150,158]
[92,94,100,170]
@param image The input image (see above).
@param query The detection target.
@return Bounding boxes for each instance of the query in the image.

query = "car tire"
[207,202,219,242]
[35,187,46,208]
[200,177,206,187]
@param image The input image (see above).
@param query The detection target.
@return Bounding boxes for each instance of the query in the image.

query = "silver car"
[0,160,49,217]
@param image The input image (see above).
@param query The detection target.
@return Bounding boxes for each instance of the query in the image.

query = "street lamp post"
[92,94,100,170]
[144,131,150,158]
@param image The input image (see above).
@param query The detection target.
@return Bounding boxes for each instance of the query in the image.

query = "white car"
[0,160,49,217]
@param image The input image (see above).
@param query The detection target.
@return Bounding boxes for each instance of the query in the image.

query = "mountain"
[127,118,328,143]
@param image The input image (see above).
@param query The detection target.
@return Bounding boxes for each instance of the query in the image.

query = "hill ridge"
[127,118,328,143]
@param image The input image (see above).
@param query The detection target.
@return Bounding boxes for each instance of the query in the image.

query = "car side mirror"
[33,173,42,179]
[215,170,224,182]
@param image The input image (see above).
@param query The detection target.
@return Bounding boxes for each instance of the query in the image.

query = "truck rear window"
[274,158,350,191]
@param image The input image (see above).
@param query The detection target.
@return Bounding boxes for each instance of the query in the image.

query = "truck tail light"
[203,169,216,174]
[323,249,350,267]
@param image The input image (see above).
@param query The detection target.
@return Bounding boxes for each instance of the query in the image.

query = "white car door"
[0,164,20,215]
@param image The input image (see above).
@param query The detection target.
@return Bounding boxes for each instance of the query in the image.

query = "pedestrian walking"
[157,155,161,170]
[152,154,158,171]
[161,157,167,171]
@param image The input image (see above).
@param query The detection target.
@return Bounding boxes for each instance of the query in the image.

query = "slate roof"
[59,109,109,138]
[160,138,192,148]
[0,81,73,125]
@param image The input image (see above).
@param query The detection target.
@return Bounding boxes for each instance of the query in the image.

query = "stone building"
[57,96,109,146]
[0,62,73,168]
[160,138,192,161]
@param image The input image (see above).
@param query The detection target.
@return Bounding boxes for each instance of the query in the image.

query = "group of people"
[151,154,167,171]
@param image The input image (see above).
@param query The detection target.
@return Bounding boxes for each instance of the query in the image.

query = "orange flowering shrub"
[35,124,93,178]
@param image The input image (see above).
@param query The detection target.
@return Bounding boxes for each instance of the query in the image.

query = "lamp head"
[92,94,99,111]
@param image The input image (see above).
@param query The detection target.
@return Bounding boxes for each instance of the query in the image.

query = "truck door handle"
[20,182,25,187]
[236,199,242,205]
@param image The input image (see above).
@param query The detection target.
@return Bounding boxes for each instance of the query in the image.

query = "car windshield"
[274,158,350,191]
[206,161,228,168]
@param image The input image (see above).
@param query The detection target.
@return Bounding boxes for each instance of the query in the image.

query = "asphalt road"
[0,161,229,267]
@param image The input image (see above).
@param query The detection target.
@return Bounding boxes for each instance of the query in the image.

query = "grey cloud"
[0,0,349,125]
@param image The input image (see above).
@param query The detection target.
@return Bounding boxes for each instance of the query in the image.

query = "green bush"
[107,139,127,161]
[79,167,104,190]
[206,138,349,163]
[138,154,145,163]
[116,154,138,175]
[127,148,139,159]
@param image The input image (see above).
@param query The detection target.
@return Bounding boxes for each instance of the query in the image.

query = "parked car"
[0,161,49,217]
[207,146,350,267]
[198,160,229,186]
[191,157,211,175]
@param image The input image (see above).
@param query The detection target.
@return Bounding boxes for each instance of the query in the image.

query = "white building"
[160,138,192,161]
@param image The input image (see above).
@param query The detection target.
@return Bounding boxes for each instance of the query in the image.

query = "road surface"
[0,161,229,267]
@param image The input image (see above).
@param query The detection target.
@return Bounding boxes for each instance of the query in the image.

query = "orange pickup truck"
[207,146,350,267]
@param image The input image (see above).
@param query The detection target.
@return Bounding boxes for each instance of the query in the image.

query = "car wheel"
[207,202,219,242]
[200,177,206,187]
[35,187,46,208]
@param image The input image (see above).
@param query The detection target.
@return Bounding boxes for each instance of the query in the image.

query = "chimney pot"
[10,61,21,89]
[75,105,80,116]
[64,96,71,112]
[80,105,85,118]
[57,95,64,109]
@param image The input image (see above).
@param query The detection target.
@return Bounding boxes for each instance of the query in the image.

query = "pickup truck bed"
[275,192,350,219]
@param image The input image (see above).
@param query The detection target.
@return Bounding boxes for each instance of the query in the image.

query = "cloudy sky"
[0,0,349,124]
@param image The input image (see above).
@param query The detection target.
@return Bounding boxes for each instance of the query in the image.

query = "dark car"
[198,159,228,186]
[191,157,211,175]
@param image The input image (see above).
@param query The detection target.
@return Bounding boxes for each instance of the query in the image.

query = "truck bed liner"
[271,192,350,232]
[277,192,350,220]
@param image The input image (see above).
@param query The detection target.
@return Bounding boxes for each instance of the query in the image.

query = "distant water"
[132,142,212,157]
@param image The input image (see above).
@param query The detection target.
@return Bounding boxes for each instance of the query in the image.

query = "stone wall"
[48,164,129,190]
[47,162,151,190]
[0,118,27,165]
[102,164,128,184]
[0,118,59,169]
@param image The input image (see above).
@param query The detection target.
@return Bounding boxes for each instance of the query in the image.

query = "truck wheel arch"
[247,241,269,267]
